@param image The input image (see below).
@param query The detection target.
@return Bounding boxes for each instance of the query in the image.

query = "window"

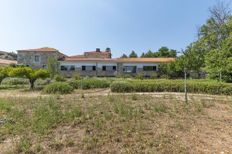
[61,65,68,71]
[123,66,137,73]
[102,66,106,71]
[82,66,96,71]
[70,66,75,71]
[34,55,40,62]
[113,66,117,71]
[143,66,157,71]
[42,64,47,68]
[102,66,117,71]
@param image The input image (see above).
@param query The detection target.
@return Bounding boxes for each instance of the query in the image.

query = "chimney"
[96,48,101,52]
[105,47,111,52]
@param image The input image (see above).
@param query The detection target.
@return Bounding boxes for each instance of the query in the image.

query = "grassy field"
[0,90,232,153]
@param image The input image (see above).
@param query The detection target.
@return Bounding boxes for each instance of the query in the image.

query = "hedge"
[68,78,111,89]
[1,77,29,86]
[111,80,232,95]
[43,82,74,94]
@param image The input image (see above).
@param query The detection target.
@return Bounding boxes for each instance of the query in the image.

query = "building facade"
[17,47,66,69]
[17,47,175,77]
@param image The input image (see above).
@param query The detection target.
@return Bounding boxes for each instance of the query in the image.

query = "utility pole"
[184,68,188,104]
[219,70,222,82]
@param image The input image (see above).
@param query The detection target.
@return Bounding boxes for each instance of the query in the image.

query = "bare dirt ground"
[0,89,232,153]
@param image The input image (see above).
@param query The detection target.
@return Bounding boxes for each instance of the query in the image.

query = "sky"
[0,0,229,57]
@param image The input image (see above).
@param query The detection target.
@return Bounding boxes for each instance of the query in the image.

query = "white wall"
[122,62,159,68]
[59,61,117,68]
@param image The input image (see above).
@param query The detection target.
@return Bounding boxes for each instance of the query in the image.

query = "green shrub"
[54,75,66,82]
[111,79,232,95]
[134,73,144,80]
[43,82,74,94]
[34,78,51,89]
[1,77,29,86]
[111,81,134,92]
[72,72,82,80]
[68,78,111,89]
[0,73,5,84]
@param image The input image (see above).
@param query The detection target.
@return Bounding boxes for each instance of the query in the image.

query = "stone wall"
[17,51,60,69]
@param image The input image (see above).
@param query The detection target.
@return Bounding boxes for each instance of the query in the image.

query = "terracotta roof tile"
[17,47,58,52]
[116,58,175,63]
[63,57,175,63]
[69,55,85,58]
[64,57,116,62]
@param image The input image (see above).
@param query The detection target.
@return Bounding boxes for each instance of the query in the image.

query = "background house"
[17,47,175,77]
[17,47,66,69]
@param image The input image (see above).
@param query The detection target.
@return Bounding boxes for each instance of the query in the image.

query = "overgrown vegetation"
[68,78,111,89]
[0,93,231,153]
[0,66,49,89]
[43,82,74,94]
[111,79,232,95]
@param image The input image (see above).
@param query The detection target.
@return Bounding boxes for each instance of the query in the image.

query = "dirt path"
[0,89,231,102]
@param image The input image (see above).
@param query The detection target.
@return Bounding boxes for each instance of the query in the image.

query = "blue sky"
[0,0,228,57]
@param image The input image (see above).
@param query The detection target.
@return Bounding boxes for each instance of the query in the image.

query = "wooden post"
[184,68,188,104]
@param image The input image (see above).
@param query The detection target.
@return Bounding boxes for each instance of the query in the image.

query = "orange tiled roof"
[116,58,175,63]
[69,55,85,58]
[64,57,117,62]
[64,57,175,63]
[0,59,17,65]
[17,47,58,52]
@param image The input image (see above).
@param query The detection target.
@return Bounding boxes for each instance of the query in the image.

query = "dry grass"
[0,90,232,153]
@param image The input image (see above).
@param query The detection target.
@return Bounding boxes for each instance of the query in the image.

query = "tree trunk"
[30,79,35,90]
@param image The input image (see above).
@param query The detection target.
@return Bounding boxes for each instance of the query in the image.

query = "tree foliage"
[141,47,177,58]
[129,50,138,58]
[161,1,232,82]
[121,54,128,58]
[47,56,58,79]
[7,66,49,89]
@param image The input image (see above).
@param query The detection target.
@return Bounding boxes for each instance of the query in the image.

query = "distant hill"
[0,51,17,60]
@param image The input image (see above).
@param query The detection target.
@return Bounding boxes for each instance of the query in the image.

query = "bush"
[72,73,82,80]
[0,73,5,84]
[1,77,29,86]
[54,75,66,82]
[111,79,232,95]
[134,73,144,80]
[43,82,74,94]
[111,81,134,92]
[35,78,51,89]
[68,78,111,89]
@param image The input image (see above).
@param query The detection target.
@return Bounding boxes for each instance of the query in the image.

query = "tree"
[205,28,232,82]
[141,52,145,57]
[47,56,58,79]
[159,58,184,79]
[154,47,177,57]
[121,54,128,58]
[8,67,49,89]
[129,50,138,58]
[143,50,154,57]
